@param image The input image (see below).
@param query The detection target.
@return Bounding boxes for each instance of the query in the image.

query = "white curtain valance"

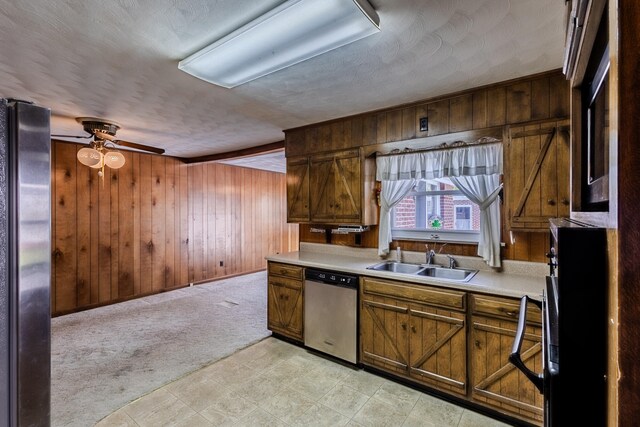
[376,142,503,181]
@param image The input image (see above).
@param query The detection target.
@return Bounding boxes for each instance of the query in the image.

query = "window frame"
[390,179,480,244]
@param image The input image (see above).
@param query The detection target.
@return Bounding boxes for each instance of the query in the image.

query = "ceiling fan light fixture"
[104,151,126,169]
[77,147,103,167]
[178,0,380,88]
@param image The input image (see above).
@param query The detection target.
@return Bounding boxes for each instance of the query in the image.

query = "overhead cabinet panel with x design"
[505,118,571,231]
[286,147,377,225]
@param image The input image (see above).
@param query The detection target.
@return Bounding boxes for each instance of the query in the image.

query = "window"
[391,177,480,243]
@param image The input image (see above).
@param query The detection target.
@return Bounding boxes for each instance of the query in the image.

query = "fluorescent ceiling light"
[178,0,380,88]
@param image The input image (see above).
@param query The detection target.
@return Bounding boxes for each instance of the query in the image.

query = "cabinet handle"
[561,198,569,206]
[475,340,481,348]
[504,310,517,317]
[411,325,416,333]
[401,323,407,330]
[280,269,286,274]
[547,199,556,206]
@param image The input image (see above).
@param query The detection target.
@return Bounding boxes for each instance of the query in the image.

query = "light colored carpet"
[51,271,271,427]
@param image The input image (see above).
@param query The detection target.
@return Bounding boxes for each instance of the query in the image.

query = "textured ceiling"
[0,0,566,168]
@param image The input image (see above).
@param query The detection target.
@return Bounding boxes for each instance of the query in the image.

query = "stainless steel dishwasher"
[304,268,358,364]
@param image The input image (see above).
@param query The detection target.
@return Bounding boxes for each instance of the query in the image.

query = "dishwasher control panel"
[305,268,358,288]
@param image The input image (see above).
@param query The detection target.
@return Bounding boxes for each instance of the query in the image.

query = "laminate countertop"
[266,246,546,300]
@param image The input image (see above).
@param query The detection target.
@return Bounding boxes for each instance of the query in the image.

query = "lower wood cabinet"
[360,277,467,396]
[470,294,543,425]
[267,262,303,342]
[359,276,543,426]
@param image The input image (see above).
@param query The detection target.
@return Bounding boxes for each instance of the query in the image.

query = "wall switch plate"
[419,117,428,132]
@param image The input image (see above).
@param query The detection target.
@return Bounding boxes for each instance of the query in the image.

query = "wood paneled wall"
[292,70,568,263]
[51,141,297,316]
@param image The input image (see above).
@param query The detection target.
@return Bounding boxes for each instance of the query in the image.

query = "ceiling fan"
[52,117,165,155]
[52,117,165,175]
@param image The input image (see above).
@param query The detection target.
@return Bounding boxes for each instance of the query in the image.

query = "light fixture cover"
[178,0,380,88]
[77,147,103,167]
[104,151,126,169]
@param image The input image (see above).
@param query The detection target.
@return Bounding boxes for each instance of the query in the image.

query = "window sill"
[391,229,480,244]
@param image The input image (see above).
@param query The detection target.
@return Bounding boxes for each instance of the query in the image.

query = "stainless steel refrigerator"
[0,99,51,426]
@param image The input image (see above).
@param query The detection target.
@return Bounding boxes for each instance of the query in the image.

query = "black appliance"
[510,218,607,426]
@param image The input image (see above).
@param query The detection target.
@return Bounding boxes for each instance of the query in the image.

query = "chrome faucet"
[425,242,447,265]
[446,255,456,269]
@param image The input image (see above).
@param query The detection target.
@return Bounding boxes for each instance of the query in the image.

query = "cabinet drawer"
[361,277,465,310]
[472,294,542,324]
[268,262,303,280]
[268,276,302,291]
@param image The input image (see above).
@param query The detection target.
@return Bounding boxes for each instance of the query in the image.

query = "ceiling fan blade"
[113,139,165,155]
[94,131,117,141]
[94,131,165,154]
[51,134,92,139]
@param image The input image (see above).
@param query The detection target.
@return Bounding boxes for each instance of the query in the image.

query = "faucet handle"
[438,243,448,254]
[446,254,456,268]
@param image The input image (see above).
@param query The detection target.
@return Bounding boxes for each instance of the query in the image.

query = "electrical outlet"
[419,117,428,132]
[219,261,224,267]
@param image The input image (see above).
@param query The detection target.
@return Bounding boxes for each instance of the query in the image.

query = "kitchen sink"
[415,266,478,281]
[367,261,425,274]
[366,261,478,282]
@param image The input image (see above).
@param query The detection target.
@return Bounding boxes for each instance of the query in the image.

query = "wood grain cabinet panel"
[286,156,310,222]
[470,294,543,425]
[505,118,570,231]
[267,262,304,342]
[287,148,377,225]
[360,277,466,395]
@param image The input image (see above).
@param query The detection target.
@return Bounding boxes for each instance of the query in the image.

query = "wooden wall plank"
[75,146,91,307]
[399,107,415,141]
[164,158,176,288]
[531,78,550,120]
[449,94,473,132]
[486,87,507,126]
[549,72,569,118]
[118,152,134,298]
[98,167,112,303]
[472,91,488,129]
[89,163,100,304]
[386,110,403,142]
[110,169,120,300]
[207,163,217,276]
[506,81,532,123]
[132,153,141,295]
[54,143,78,312]
[179,161,189,286]
[427,99,450,136]
[139,154,153,294]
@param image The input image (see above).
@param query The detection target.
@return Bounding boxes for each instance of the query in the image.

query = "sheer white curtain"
[450,175,503,267]
[378,179,416,256]
[376,142,503,266]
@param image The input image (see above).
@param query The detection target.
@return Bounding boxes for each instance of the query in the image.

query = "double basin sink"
[366,261,478,282]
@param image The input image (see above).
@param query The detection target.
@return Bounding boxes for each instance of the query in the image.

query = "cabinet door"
[408,303,467,396]
[267,277,303,342]
[309,149,361,223]
[506,119,570,231]
[470,315,543,424]
[360,294,410,376]
[286,156,310,222]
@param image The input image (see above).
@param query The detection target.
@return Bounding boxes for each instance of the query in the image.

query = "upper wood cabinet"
[505,118,571,231]
[286,148,377,225]
[286,156,310,222]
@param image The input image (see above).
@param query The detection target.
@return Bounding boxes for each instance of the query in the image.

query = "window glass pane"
[391,178,480,232]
